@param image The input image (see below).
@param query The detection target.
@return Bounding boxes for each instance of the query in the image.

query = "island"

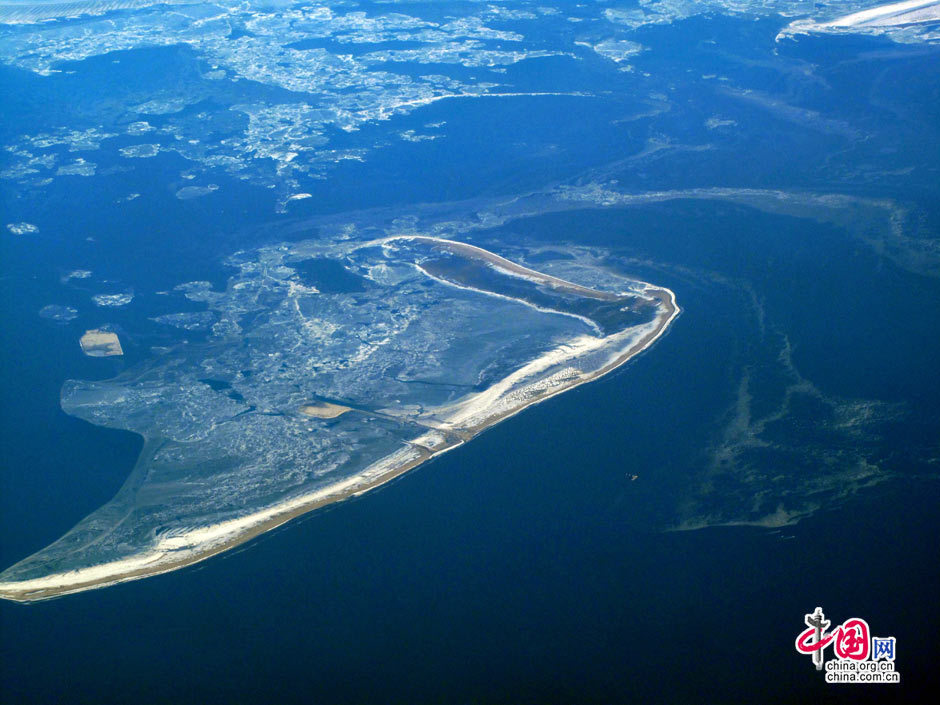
[0,236,678,602]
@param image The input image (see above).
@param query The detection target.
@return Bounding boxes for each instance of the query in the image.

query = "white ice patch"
[92,291,133,307]
[120,144,160,158]
[61,269,92,282]
[56,158,96,176]
[6,221,38,234]
[577,38,645,63]
[706,117,737,129]
[176,184,218,200]
[39,304,78,322]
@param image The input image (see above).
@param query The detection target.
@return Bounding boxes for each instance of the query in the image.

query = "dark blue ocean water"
[2,16,940,702]
[2,193,939,703]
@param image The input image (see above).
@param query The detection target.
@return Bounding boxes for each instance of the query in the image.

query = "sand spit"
[0,239,678,602]
[390,235,624,301]
[822,0,940,28]
[777,0,940,40]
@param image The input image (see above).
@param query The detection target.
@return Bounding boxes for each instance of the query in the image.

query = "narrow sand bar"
[0,240,678,602]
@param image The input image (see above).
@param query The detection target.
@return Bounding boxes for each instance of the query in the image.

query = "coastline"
[0,253,679,603]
